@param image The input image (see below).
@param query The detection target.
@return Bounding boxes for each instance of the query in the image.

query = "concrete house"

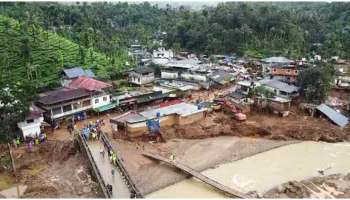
[17,104,44,139]
[269,64,300,83]
[152,47,174,65]
[161,59,210,83]
[60,67,95,87]
[261,57,294,76]
[67,76,114,112]
[36,87,93,124]
[259,79,299,99]
[128,67,155,85]
[110,102,206,137]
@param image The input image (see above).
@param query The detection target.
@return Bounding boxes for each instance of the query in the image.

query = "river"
[147,141,350,198]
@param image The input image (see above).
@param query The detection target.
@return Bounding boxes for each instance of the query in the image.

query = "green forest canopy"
[0,2,350,89]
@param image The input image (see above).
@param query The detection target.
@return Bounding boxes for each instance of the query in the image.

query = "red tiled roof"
[68,77,112,91]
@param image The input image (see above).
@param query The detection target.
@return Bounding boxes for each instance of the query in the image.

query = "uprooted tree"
[297,62,335,104]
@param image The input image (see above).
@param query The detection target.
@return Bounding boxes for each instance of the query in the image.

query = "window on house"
[138,77,140,83]
[82,100,91,107]
[295,70,298,74]
[273,69,277,72]
[52,107,62,115]
[26,119,34,123]
[95,99,99,104]
[103,97,108,101]
[287,69,291,73]
[63,104,72,112]
[73,103,80,110]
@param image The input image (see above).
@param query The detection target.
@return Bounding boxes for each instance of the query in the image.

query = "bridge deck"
[142,152,249,198]
[87,140,131,198]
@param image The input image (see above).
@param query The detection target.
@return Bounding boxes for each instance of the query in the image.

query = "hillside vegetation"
[0,15,125,90]
[1,2,350,60]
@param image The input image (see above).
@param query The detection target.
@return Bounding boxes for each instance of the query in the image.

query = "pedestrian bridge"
[75,132,142,198]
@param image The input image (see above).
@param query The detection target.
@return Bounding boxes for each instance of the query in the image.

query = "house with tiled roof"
[60,67,95,87]
[67,77,115,112]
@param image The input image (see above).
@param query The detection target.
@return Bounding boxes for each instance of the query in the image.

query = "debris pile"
[264,173,350,198]
[11,140,101,198]
[159,110,349,143]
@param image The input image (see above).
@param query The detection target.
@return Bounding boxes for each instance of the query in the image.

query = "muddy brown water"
[147,141,350,198]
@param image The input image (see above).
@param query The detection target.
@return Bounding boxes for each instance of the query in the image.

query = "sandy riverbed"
[147,141,350,198]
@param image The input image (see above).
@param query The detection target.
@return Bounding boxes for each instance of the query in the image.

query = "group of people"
[13,132,47,151]
[81,119,105,141]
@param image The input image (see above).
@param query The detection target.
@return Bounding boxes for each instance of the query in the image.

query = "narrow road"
[87,140,131,198]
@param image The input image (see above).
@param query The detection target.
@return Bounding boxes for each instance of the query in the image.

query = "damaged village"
[0,1,350,199]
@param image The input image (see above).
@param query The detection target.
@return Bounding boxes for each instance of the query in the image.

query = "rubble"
[7,140,101,198]
[264,173,350,198]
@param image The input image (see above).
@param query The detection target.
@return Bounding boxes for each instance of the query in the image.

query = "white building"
[152,47,174,65]
[17,104,44,139]
[128,67,155,85]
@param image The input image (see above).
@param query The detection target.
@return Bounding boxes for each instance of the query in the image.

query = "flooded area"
[147,141,350,198]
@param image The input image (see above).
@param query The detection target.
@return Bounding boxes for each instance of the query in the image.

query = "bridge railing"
[75,132,113,198]
[100,132,143,198]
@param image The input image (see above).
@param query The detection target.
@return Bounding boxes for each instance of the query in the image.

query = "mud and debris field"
[265,173,350,198]
[0,140,101,198]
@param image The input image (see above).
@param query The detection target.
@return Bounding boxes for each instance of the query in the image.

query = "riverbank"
[110,136,296,195]
[147,141,350,198]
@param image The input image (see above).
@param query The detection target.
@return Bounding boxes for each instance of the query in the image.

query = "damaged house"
[259,78,299,99]
[128,66,155,85]
[110,101,206,137]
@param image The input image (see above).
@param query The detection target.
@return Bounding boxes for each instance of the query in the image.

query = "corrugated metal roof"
[140,102,204,119]
[37,88,91,105]
[62,67,95,79]
[261,57,294,64]
[259,79,299,93]
[316,104,349,128]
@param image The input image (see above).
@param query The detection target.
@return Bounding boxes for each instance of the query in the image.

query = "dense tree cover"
[1,2,350,60]
[0,78,36,142]
[0,15,121,89]
[0,2,349,141]
[297,62,336,104]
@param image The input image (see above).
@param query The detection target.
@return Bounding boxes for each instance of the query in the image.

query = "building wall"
[92,94,110,109]
[181,73,207,82]
[161,71,179,79]
[125,112,204,137]
[44,97,92,120]
[178,112,204,125]
[268,101,291,112]
[129,73,155,85]
[271,67,298,76]
[17,117,44,138]
[273,75,297,82]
